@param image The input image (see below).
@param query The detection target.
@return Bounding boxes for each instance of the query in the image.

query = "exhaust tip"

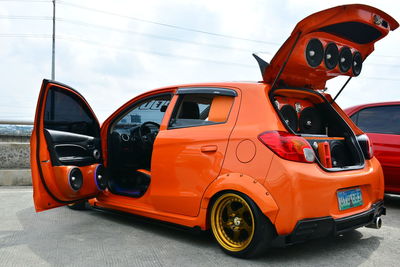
[366,216,382,229]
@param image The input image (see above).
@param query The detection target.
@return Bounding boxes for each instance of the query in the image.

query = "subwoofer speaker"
[69,167,83,191]
[299,107,323,134]
[280,105,298,131]
[352,52,363,76]
[95,164,107,190]
[306,38,324,67]
[330,141,351,167]
[324,43,339,70]
[339,46,352,73]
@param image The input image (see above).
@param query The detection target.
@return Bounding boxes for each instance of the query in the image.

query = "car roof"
[344,101,400,115]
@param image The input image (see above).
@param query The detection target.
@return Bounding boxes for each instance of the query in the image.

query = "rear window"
[318,21,382,44]
[352,105,400,135]
[169,94,234,128]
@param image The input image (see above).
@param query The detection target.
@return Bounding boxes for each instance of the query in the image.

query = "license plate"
[337,188,363,211]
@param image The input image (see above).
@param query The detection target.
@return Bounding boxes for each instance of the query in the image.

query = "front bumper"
[274,201,385,246]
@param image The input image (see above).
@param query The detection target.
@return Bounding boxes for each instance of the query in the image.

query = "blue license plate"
[337,188,363,211]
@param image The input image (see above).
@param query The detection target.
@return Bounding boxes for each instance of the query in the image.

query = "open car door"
[262,4,399,89]
[31,80,107,212]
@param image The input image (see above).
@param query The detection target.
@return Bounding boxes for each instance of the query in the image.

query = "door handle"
[201,145,218,153]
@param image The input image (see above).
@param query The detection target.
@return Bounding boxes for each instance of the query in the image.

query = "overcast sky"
[1,0,399,122]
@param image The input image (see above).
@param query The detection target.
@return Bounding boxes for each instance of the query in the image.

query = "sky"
[0,0,399,122]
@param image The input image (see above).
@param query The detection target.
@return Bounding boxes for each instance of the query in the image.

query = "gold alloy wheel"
[211,193,255,252]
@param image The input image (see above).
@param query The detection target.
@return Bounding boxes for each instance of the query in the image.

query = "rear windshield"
[318,21,382,44]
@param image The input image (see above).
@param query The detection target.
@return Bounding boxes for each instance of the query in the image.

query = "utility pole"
[51,0,56,80]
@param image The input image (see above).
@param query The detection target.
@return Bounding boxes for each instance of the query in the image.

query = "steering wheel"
[138,121,160,149]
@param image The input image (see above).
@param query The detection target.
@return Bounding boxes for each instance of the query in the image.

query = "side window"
[169,94,234,128]
[115,95,171,127]
[44,87,99,136]
[354,105,400,135]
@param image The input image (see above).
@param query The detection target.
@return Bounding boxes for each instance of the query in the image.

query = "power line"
[56,0,280,45]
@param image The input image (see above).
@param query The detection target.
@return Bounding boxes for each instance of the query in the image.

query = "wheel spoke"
[236,206,246,217]
[226,201,234,216]
[241,220,252,233]
[233,229,241,242]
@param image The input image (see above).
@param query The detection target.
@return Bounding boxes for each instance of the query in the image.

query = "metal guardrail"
[0,120,33,125]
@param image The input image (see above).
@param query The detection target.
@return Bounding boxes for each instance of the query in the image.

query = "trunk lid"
[262,4,398,89]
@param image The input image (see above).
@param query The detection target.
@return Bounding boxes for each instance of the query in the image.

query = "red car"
[345,102,400,194]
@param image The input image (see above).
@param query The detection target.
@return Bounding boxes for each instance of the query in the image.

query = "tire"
[67,200,88,210]
[210,192,275,258]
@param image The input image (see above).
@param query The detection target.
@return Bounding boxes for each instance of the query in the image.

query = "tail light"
[357,134,374,159]
[258,131,315,163]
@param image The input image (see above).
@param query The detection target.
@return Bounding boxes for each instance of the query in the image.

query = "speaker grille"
[69,167,83,191]
[95,164,107,190]
[339,46,352,73]
[299,107,323,134]
[330,141,351,167]
[324,43,339,70]
[352,52,363,76]
[280,105,298,131]
[306,39,324,67]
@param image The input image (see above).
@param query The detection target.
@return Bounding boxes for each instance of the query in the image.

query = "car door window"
[169,94,234,128]
[353,105,400,135]
[115,95,171,127]
[44,87,99,136]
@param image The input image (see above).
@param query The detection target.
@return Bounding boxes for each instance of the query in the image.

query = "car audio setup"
[305,38,363,76]
[280,105,298,132]
[298,107,323,134]
[68,167,83,191]
[94,164,107,190]
[305,38,324,67]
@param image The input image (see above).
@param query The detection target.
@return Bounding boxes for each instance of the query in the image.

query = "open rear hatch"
[262,4,398,89]
[262,5,398,170]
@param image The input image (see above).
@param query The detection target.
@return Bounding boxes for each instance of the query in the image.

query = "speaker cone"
[339,46,352,73]
[95,164,107,190]
[330,141,351,167]
[324,43,339,70]
[280,105,298,131]
[299,107,323,134]
[306,38,324,67]
[352,52,362,76]
[69,167,83,191]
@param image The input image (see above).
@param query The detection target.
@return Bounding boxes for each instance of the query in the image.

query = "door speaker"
[352,52,363,76]
[280,105,298,131]
[330,141,351,167]
[68,167,83,191]
[339,46,352,73]
[306,38,324,67]
[95,164,107,190]
[324,43,339,70]
[299,107,323,134]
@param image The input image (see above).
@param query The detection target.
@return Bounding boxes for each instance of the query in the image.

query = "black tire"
[67,200,88,210]
[210,191,275,258]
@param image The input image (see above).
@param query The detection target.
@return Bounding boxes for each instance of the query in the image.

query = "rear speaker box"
[299,107,323,134]
[324,43,339,70]
[330,140,352,167]
[68,167,83,191]
[280,104,298,131]
[94,164,107,190]
[308,139,350,168]
[306,38,324,67]
[352,52,363,76]
[339,46,352,73]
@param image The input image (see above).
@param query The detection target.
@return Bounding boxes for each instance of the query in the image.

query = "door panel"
[31,80,103,212]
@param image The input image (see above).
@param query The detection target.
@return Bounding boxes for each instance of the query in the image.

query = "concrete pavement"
[1,187,400,266]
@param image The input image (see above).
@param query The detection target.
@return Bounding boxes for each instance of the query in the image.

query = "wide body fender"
[201,173,279,225]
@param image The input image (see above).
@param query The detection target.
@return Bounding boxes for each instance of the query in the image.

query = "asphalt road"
[1,187,399,266]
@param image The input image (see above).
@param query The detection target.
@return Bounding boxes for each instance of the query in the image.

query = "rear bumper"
[274,200,385,246]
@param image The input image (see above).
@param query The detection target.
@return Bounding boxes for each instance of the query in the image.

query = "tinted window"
[116,95,171,127]
[44,87,99,136]
[169,94,234,128]
[354,105,400,135]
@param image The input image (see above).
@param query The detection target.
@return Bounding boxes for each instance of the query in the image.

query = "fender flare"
[201,173,279,225]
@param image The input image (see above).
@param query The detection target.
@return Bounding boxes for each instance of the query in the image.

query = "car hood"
[262,4,399,90]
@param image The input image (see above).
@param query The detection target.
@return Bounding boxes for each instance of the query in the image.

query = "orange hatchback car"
[31,4,398,258]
